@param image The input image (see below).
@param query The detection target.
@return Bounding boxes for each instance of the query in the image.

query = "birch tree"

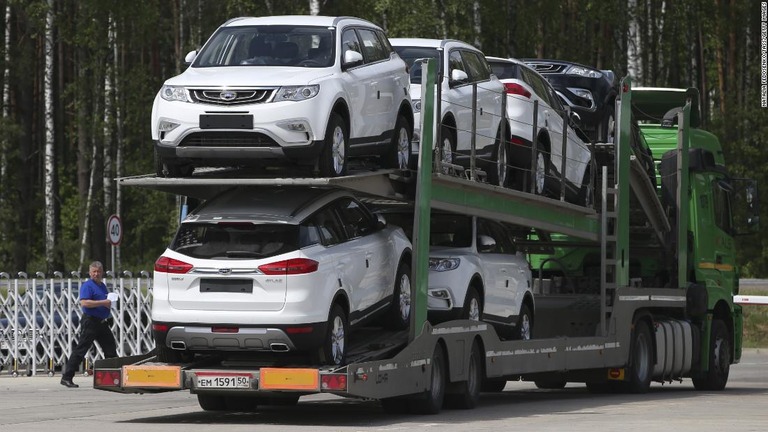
[43,0,57,271]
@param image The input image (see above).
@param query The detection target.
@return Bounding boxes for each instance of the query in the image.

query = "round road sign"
[107,214,122,246]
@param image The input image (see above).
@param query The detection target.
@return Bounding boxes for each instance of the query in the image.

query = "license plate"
[199,114,253,129]
[196,373,251,389]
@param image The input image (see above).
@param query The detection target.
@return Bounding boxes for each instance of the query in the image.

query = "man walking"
[60,261,118,388]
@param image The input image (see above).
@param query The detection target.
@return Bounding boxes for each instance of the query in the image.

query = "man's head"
[89,261,104,283]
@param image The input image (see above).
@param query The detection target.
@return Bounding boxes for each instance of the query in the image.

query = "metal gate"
[0,272,153,376]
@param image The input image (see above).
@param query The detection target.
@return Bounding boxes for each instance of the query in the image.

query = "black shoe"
[60,378,79,388]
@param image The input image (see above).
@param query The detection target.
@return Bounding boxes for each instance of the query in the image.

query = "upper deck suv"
[151,16,413,177]
[390,39,507,185]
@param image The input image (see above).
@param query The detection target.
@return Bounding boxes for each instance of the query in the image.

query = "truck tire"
[197,394,227,411]
[318,113,348,177]
[623,320,653,393]
[410,344,447,414]
[315,304,348,366]
[692,319,731,391]
[444,341,482,409]
[384,261,412,330]
[225,396,258,412]
[385,114,412,170]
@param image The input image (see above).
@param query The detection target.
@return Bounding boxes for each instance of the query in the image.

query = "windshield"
[171,223,301,259]
[393,46,440,84]
[194,25,335,68]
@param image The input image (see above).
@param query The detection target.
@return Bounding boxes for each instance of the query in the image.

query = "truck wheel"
[692,319,731,391]
[411,344,447,414]
[225,396,259,412]
[385,261,412,330]
[623,320,653,393]
[461,286,482,321]
[316,304,348,366]
[514,303,533,340]
[385,114,412,170]
[197,394,227,411]
[444,341,482,409]
[487,129,510,187]
[319,113,348,177]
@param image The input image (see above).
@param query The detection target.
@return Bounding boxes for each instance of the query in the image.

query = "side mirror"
[376,214,387,229]
[449,69,469,86]
[570,111,582,127]
[184,50,197,65]
[477,235,496,253]
[342,49,363,70]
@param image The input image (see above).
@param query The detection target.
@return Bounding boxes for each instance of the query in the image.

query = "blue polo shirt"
[80,279,111,320]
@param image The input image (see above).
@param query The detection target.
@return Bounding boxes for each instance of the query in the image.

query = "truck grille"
[189,88,276,105]
[180,132,279,147]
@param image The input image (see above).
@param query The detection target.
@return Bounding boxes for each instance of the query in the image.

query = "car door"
[546,83,591,187]
[340,27,377,142]
[356,28,399,138]
[461,50,502,151]
[476,218,513,321]
[334,198,391,322]
[445,48,475,152]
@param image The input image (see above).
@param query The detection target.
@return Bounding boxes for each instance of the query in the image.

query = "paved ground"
[1,349,767,432]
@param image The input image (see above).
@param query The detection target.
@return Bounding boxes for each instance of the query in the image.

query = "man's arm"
[80,298,111,308]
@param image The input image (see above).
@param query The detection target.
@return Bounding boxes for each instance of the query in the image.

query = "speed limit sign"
[107,214,123,246]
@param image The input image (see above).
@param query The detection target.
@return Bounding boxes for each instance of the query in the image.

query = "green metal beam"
[677,103,691,287]
[616,77,632,287]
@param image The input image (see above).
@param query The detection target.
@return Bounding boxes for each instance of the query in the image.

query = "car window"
[341,29,362,59]
[393,46,440,84]
[357,28,388,63]
[448,49,468,81]
[171,223,298,259]
[309,206,346,246]
[520,68,550,103]
[477,219,515,254]
[335,198,377,239]
[462,51,490,82]
[430,213,472,247]
[489,61,520,80]
[194,25,335,68]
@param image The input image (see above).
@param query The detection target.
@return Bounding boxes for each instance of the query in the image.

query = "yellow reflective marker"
[260,368,320,391]
[123,365,182,388]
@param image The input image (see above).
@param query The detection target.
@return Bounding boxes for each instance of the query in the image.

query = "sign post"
[107,214,122,274]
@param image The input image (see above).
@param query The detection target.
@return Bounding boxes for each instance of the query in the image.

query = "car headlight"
[566,87,595,104]
[273,85,319,102]
[429,257,460,272]
[411,99,421,113]
[566,66,602,79]
[160,85,190,102]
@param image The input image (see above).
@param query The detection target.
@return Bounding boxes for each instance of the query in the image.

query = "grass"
[740,287,768,348]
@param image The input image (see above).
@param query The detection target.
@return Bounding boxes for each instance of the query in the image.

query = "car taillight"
[152,323,169,332]
[154,256,193,274]
[504,82,531,98]
[259,258,319,275]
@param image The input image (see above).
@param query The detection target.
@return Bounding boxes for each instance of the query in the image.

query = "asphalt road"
[1,349,767,432]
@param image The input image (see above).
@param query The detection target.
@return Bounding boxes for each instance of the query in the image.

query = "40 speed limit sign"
[107,214,123,246]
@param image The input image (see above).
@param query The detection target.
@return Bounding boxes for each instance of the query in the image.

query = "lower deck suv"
[152,16,413,177]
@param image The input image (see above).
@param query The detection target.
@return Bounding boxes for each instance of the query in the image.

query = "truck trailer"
[93,61,757,414]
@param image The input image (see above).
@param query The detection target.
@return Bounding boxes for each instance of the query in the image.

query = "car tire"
[437,124,456,174]
[532,142,550,196]
[319,113,349,177]
[513,303,533,340]
[487,129,510,187]
[385,114,412,170]
[385,260,412,331]
[316,303,348,366]
[461,286,482,321]
[156,343,182,364]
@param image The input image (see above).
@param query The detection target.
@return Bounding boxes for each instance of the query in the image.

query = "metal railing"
[0,272,153,376]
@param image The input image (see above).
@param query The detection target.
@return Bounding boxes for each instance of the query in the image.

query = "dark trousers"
[63,315,117,380]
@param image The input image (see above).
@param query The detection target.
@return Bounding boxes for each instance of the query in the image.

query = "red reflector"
[211,326,239,333]
[321,374,347,391]
[94,370,121,387]
[286,326,314,334]
[152,323,169,332]
[504,82,531,98]
[622,83,629,93]
[259,258,319,275]
[154,256,193,274]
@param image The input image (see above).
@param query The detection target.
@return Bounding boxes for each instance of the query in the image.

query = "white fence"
[0,272,153,376]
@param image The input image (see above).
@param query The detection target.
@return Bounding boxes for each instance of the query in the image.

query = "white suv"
[151,187,413,366]
[390,39,507,185]
[151,16,413,177]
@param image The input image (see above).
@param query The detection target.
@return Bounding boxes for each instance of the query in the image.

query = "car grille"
[180,132,279,147]
[528,63,567,74]
[189,88,276,105]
